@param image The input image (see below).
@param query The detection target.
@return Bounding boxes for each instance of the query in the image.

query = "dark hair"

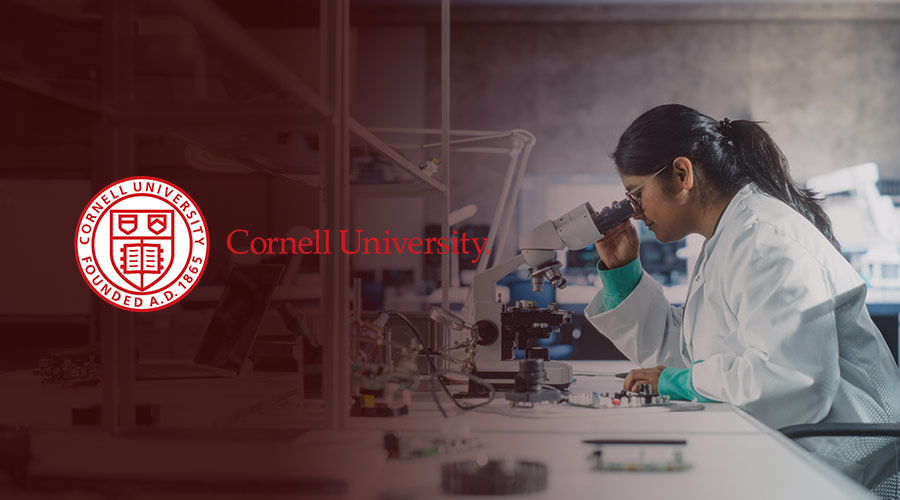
[612,104,839,250]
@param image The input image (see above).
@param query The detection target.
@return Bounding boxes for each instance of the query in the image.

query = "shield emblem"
[110,210,175,291]
[118,214,137,235]
[148,214,167,235]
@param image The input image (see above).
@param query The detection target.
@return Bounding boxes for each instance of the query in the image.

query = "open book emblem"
[110,210,175,291]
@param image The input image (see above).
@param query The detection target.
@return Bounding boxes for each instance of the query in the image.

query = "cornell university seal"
[75,177,208,311]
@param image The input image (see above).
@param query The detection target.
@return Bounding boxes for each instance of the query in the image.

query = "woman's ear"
[673,156,694,191]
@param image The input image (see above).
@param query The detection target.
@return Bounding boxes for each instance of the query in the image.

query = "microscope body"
[470,200,635,389]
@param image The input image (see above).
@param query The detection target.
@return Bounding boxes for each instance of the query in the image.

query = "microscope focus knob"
[474,320,499,346]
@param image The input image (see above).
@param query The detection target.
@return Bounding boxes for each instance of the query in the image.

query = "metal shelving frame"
[0,0,455,431]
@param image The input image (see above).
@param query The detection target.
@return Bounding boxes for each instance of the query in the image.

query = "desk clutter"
[34,346,100,387]
[566,389,671,409]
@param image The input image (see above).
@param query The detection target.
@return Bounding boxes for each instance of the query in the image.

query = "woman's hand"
[624,366,666,393]
[595,220,640,269]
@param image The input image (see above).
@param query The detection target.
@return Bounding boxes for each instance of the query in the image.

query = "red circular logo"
[74,177,209,311]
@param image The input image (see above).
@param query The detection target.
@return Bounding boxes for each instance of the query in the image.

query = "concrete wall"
[420,13,900,252]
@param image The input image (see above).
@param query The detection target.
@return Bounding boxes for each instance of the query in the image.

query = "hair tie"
[719,117,733,133]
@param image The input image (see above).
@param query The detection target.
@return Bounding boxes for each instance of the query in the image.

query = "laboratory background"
[2,0,900,498]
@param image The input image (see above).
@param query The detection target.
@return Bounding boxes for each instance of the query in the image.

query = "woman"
[586,104,900,492]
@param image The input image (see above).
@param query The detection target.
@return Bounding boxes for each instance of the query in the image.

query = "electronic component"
[350,393,409,417]
[34,346,100,384]
[566,384,672,409]
[350,361,416,417]
[349,309,421,417]
[383,431,480,460]
[441,458,547,495]
[587,440,692,472]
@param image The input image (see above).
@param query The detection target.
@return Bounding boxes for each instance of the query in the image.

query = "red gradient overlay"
[1,1,462,498]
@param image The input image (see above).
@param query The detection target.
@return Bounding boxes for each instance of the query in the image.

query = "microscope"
[465,199,635,391]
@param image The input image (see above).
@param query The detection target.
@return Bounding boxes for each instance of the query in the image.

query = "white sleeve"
[691,228,841,429]
[584,271,688,369]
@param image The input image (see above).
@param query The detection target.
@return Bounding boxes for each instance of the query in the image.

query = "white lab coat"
[585,183,900,489]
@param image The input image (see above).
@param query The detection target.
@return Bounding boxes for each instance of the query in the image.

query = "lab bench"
[0,361,875,499]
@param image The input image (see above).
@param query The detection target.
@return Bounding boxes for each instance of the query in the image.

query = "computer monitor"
[194,264,284,373]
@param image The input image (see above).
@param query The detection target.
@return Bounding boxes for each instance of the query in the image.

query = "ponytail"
[613,104,840,251]
[725,119,840,251]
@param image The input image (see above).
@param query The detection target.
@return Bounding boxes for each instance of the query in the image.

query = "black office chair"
[780,423,900,499]
[781,423,900,440]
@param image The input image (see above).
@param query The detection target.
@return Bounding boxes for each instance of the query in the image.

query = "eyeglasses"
[625,162,672,213]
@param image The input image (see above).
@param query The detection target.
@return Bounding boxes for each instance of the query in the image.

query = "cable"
[467,406,549,420]
[434,369,496,412]
[384,310,447,417]
[540,384,564,400]
[384,310,496,417]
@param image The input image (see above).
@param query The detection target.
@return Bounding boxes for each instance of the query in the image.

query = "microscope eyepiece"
[552,200,635,251]
[590,199,636,236]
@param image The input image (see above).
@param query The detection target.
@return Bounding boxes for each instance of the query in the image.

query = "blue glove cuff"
[658,363,716,403]
[597,256,641,310]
